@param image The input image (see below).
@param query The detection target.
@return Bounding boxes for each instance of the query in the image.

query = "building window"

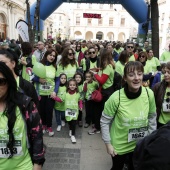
[59,16,62,21]
[99,4,103,9]
[77,3,80,8]
[76,17,80,25]
[98,18,103,26]
[89,4,92,9]
[109,18,113,26]
[87,18,92,26]
[162,13,165,20]
[120,18,125,26]
[110,4,113,9]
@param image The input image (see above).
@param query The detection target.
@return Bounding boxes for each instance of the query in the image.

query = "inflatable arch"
[30,0,149,43]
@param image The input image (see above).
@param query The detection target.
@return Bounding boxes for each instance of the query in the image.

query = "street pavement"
[42,113,112,170]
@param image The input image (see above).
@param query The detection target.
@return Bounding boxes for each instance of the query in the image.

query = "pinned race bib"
[65,109,77,118]
[0,140,23,158]
[162,101,170,112]
[128,127,148,143]
[40,83,52,90]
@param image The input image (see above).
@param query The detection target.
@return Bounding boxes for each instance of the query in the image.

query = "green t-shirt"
[114,48,122,54]
[65,92,81,121]
[115,61,125,77]
[80,58,86,71]
[21,57,30,82]
[98,64,115,89]
[129,54,136,61]
[54,86,66,111]
[90,61,97,69]
[0,107,32,170]
[144,62,152,74]
[146,57,160,72]
[104,87,156,155]
[81,47,88,53]
[39,65,56,96]
[78,84,84,100]
[160,51,170,62]
[159,87,170,124]
[84,81,98,100]
[56,63,78,80]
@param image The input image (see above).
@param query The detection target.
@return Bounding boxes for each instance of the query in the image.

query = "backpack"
[133,122,170,170]
[112,50,119,62]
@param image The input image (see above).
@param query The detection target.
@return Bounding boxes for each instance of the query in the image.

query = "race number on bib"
[128,127,148,142]
[0,140,23,158]
[162,102,170,112]
[65,109,77,118]
[40,84,52,90]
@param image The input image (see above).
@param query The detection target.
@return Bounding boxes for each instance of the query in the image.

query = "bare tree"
[151,0,159,58]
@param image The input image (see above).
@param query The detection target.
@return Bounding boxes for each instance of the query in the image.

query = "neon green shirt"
[104,87,156,155]
[39,65,56,96]
[115,61,125,76]
[90,61,97,69]
[78,84,84,100]
[144,62,152,74]
[80,58,86,71]
[146,57,160,72]
[160,51,170,62]
[84,81,98,100]
[129,54,135,61]
[65,92,81,121]
[159,87,170,124]
[81,47,88,53]
[114,48,122,54]
[0,107,32,170]
[98,64,114,89]
[56,63,78,80]
[54,86,66,111]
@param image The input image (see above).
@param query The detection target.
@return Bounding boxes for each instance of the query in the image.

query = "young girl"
[83,72,98,128]
[74,72,84,127]
[54,73,67,132]
[54,79,83,143]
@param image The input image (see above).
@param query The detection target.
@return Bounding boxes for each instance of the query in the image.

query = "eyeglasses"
[166,92,170,102]
[0,78,7,86]
[89,51,95,54]
[139,55,145,59]
[127,46,134,49]
[68,53,75,56]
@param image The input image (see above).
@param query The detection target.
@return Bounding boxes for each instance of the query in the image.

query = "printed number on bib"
[128,127,148,142]
[40,84,52,90]
[0,140,23,158]
[162,102,170,112]
[65,109,77,118]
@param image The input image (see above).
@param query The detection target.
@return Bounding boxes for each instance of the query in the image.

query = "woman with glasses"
[153,62,170,128]
[0,62,45,170]
[33,48,58,137]
[101,61,156,170]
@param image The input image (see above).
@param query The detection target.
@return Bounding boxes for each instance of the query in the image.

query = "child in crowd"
[83,72,98,128]
[54,79,83,144]
[54,73,67,132]
[74,72,84,127]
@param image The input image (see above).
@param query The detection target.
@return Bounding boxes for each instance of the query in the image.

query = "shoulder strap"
[145,87,149,99]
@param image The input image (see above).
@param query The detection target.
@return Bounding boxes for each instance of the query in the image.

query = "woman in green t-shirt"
[101,61,157,170]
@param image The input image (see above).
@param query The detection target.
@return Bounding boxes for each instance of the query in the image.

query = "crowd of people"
[0,38,170,169]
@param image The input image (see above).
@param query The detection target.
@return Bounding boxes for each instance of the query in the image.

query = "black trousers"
[78,110,82,121]
[68,120,77,136]
[39,95,55,127]
[85,100,95,125]
[111,152,134,170]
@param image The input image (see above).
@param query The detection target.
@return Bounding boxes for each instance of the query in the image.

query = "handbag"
[91,86,103,102]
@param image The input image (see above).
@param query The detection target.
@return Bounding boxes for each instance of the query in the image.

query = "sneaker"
[84,123,90,128]
[71,135,76,144]
[88,128,101,135]
[47,127,54,137]
[42,125,47,134]
[69,130,72,137]
[56,125,61,132]
[78,121,83,127]
[61,121,65,127]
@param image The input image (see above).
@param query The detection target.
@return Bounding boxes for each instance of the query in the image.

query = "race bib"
[128,127,148,142]
[65,109,77,118]
[0,140,23,158]
[40,83,52,90]
[162,101,170,112]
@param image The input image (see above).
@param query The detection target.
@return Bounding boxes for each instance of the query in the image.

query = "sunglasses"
[139,55,145,59]
[89,51,95,54]
[127,46,134,49]
[68,53,75,56]
[166,92,170,102]
[0,78,7,86]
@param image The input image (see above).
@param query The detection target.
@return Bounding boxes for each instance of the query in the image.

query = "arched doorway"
[85,31,93,40]
[0,14,7,40]
[107,32,114,41]
[96,31,103,40]
[74,31,82,40]
[118,32,125,42]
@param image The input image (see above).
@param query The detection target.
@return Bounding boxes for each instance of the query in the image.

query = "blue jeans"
[55,109,65,126]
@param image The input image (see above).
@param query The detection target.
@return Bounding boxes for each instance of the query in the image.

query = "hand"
[50,92,56,98]
[79,108,82,111]
[33,164,42,170]
[89,70,97,75]
[85,80,89,84]
[105,143,117,157]
[39,78,46,84]
[20,57,27,65]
